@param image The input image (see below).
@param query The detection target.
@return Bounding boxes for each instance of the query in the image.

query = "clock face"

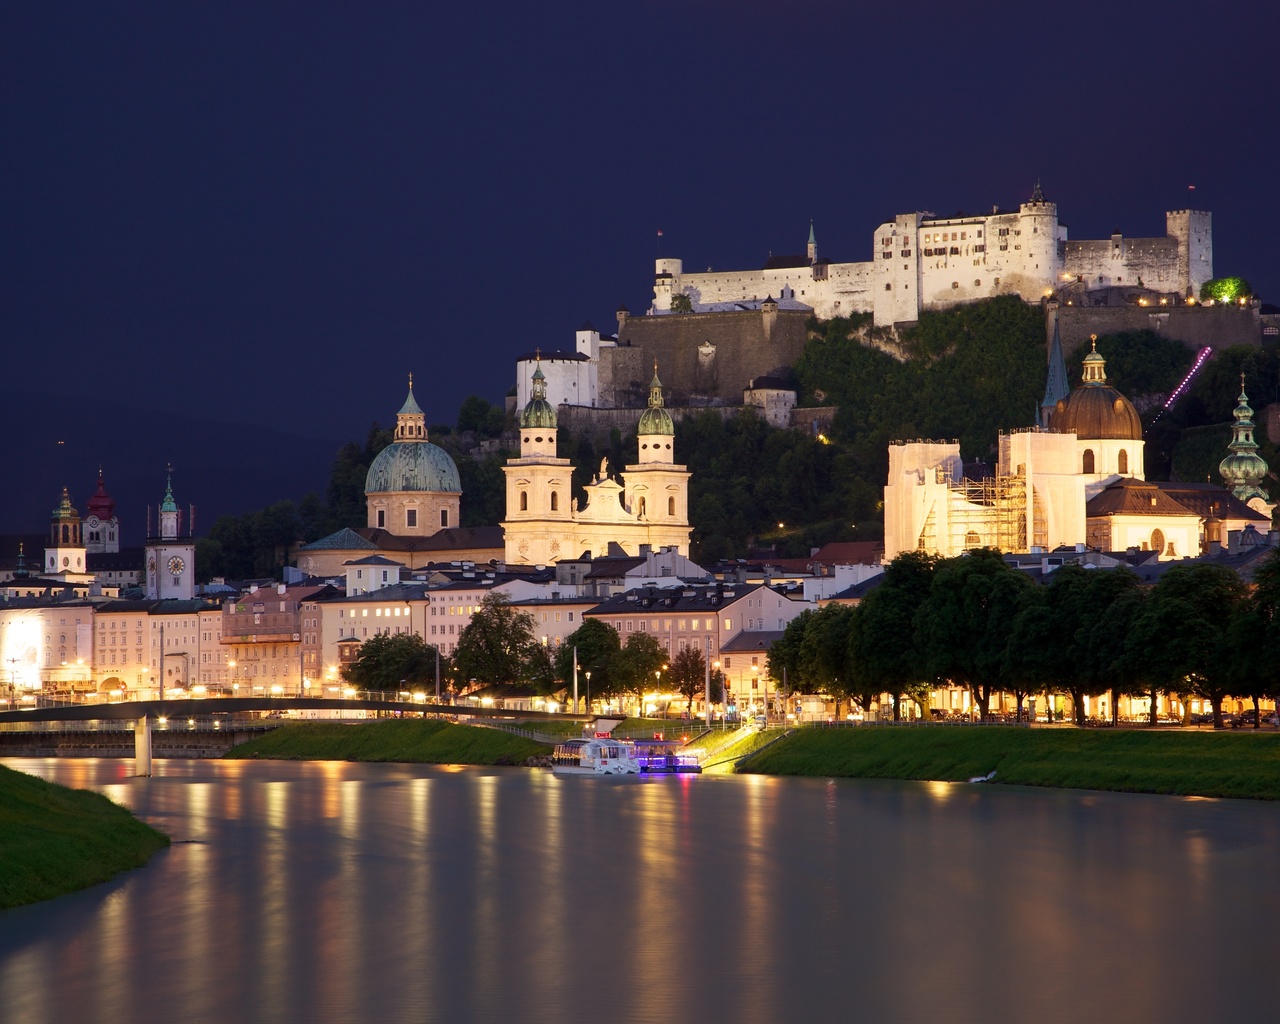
[87,515,100,528]
[167,556,186,578]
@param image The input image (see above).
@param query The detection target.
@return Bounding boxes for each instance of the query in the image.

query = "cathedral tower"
[502,359,575,564]
[623,366,690,541]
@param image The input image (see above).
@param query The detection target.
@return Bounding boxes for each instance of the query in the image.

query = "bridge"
[0,697,597,775]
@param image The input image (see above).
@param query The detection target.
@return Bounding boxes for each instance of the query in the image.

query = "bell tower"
[145,468,195,600]
[44,487,87,577]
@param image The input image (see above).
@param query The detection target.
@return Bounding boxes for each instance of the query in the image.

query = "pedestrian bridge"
[0,697,595,775]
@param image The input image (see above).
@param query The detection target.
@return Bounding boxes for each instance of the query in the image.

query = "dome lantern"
[637,363,675,437]
[519,355,558,431]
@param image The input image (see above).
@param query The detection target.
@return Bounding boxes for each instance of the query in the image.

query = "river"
[1,758,1278,1024]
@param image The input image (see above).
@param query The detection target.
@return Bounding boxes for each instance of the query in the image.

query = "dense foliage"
[768,550,1280,729]
[341,633,444,692]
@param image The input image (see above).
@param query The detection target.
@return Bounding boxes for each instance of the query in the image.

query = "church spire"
[807,220,817,264]
[1040,309,1070,426]
[1219,374,1270,504]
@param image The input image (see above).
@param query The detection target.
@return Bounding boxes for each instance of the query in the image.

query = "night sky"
[3,1,1277,539]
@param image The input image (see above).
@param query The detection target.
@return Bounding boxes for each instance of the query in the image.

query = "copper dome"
[1049,338,1142,441]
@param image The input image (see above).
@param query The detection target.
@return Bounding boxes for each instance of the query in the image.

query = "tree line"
[768,548,1280,730]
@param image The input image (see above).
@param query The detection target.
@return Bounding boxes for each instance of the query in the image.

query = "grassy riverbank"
[0,765,170,910]
[225,719,551,765]
[739,727,1280,800]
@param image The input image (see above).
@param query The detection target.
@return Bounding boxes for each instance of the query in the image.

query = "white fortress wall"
[652,196,1211,326]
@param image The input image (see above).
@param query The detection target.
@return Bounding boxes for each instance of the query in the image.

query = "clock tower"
[145,469,196,600]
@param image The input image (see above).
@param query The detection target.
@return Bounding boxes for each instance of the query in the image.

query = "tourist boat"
[551,738,641,775]
[631,738,703,774]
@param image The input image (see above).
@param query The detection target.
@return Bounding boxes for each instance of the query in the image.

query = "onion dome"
[86,467,116,520]
[1049,337,1142,440]
[637,364,675,436]
[365,382,461,494]
[51,487,80,521]
[1219,374,1270,503]
[520,361,557,429]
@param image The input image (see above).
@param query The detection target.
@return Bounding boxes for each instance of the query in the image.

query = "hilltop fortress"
[652,184,1212,326]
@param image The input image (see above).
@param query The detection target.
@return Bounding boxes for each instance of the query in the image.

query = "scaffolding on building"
[946,474,1028,554]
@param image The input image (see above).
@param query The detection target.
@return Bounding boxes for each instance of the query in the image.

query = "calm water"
[1,759,1278,1024]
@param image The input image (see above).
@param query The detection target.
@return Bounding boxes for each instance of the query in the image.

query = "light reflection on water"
[1,758,1278,1024]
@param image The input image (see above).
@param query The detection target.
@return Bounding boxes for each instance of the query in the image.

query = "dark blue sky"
[3,1,1278,537]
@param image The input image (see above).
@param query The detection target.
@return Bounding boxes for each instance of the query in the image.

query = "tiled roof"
[720,630,787,652]
[1157,483,1270,522]
[1086,481,1198,518]
[299,528,378,552]
[589,583,762,616]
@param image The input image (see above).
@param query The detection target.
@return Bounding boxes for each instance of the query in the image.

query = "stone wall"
[1057,303,1262,352]
[610,308,810,404]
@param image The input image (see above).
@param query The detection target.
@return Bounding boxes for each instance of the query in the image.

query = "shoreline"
[738,726,1280,801]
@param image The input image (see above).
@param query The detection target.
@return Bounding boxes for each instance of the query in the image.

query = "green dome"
[365,441,461,494]
[638,367,674,436]
[520,362,558,429]
[638,404,674,436]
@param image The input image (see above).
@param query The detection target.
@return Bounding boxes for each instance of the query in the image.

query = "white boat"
[551,737,641,775]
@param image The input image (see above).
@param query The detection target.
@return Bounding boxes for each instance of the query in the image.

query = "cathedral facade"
[501,363,691,565]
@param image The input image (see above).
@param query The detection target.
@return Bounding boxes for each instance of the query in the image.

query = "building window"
[406,509,417,528]
[376,509,385,528]
[441,508,449,528]
[1151,529,1166,554]
[668,496,675,517]
[638,497,646,517]
[1082,449,1095,474]
[1118,449,1129,474]
[520,491,528,512]
[550,492,558,512]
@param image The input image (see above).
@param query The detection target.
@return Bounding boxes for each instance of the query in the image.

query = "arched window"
[550,492,558,512]
[638,497,647,518]
[964,531,981,551]
[1082,449,1095,474]
[520,491,528,512]
[668,496,675,517]
[1118,449,1128,474]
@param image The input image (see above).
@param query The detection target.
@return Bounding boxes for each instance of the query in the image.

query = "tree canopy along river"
[1,759,1278,1024]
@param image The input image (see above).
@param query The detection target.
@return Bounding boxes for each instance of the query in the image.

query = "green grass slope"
[225,719,551,765]
[740,727,1280,800]
[0,764,170,910]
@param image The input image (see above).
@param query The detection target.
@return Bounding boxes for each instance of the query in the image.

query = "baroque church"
[884,313,1272,561]
[501,361,691,564]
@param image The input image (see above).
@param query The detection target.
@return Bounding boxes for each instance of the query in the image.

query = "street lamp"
[585,670,591,714]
